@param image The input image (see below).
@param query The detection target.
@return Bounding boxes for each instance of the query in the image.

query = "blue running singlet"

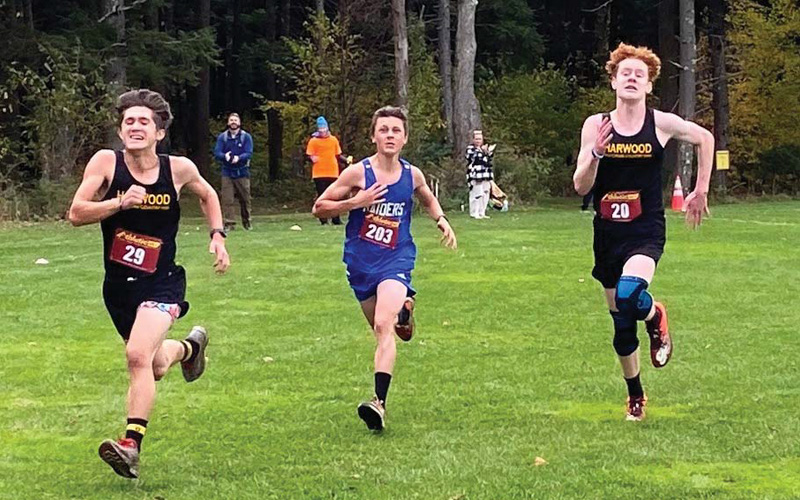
[343,158,417,300]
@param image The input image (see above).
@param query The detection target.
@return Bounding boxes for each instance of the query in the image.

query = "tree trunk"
[103,0,126,93]
[594,1,610,66]
[193,0,212,176]
[22,0,33,29]
[228,0,243,113]
[438,0,454,145]
[678,0,696,192]
[281,0,291,37]
[163,0,174,32]
[144,0,159,30]
[315,0,325,59]
[266,0,283,181]
[708,0,729,190]
[103,0,126,148]
[453,0,481,157]
[392,0,409,108]
[9,0,17,25]
[340,19,349,150]
[658,0,680,185]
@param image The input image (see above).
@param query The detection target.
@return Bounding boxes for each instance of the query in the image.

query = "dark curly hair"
[116,89,174,130]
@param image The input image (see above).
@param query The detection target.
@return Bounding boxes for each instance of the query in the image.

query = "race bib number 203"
[359,213,400,249]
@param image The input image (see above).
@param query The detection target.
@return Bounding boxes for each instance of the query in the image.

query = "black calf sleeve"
[611,310,638,356]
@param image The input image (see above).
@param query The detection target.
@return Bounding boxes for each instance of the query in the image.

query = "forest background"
[0,0,798,219]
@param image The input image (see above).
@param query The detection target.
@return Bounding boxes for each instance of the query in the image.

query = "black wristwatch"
[210,228,227,239]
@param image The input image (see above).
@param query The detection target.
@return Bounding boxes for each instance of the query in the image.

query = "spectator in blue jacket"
[214,113,254,230]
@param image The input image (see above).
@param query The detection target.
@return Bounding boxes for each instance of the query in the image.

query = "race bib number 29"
[359,213,400,249]
[599,191,642,222]
[109,228,162,273]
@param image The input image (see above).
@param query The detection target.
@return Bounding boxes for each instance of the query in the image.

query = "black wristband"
[210,228,227,239]
[436,214,448,223]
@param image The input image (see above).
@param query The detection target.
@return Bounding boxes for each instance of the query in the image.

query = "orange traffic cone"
[671,176,684,212]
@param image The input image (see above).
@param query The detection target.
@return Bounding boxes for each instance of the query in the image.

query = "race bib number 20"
[599,191,642,222]
[109,228,162,273]
[359,213,400,249]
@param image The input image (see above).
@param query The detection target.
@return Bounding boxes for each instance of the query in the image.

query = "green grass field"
[1,200,799,499]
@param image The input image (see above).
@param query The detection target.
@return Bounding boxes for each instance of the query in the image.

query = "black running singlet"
[593,108,665,221]
[100,151,180,278]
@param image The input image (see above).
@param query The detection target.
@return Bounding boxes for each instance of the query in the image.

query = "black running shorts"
[102,265,189,340]
[591,215,666,289]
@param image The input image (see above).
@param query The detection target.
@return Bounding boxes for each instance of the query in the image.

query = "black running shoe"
[357,396,386,431]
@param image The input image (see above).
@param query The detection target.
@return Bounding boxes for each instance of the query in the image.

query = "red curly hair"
[605,43,661,82]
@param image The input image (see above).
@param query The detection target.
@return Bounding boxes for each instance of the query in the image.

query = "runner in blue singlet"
[313,106,457,431]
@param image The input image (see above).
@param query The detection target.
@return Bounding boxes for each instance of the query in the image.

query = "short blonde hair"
[605,43,661,82]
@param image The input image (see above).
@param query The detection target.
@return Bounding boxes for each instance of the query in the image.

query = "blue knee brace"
[611,310,638,356]
[615,276,653,321]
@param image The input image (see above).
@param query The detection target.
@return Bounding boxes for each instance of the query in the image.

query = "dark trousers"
[222,176,252,227]
[314,177,341,225]
[581,191,594,211]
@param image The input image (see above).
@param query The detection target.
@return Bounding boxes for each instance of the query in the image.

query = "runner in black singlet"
[573,44,713,421]
[68,89,230,478]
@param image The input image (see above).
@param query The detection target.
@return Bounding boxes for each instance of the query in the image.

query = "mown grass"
[1,200,798,499]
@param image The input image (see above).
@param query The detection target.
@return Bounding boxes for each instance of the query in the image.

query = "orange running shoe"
[646,302,672,368]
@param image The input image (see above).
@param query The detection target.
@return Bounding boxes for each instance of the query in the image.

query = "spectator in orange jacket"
[306,116,350,225]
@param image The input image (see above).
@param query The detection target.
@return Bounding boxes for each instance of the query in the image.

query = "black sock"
[624,373,644,398]
[397,305,410,325]
[125,418,148,449]
[374,372,392,407]
[646,307,661,327]
[181,339,199,363]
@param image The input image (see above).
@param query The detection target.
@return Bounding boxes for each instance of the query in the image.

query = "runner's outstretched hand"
[437,217,457,250]
[209,236,230,274]
[684,190,709,230]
